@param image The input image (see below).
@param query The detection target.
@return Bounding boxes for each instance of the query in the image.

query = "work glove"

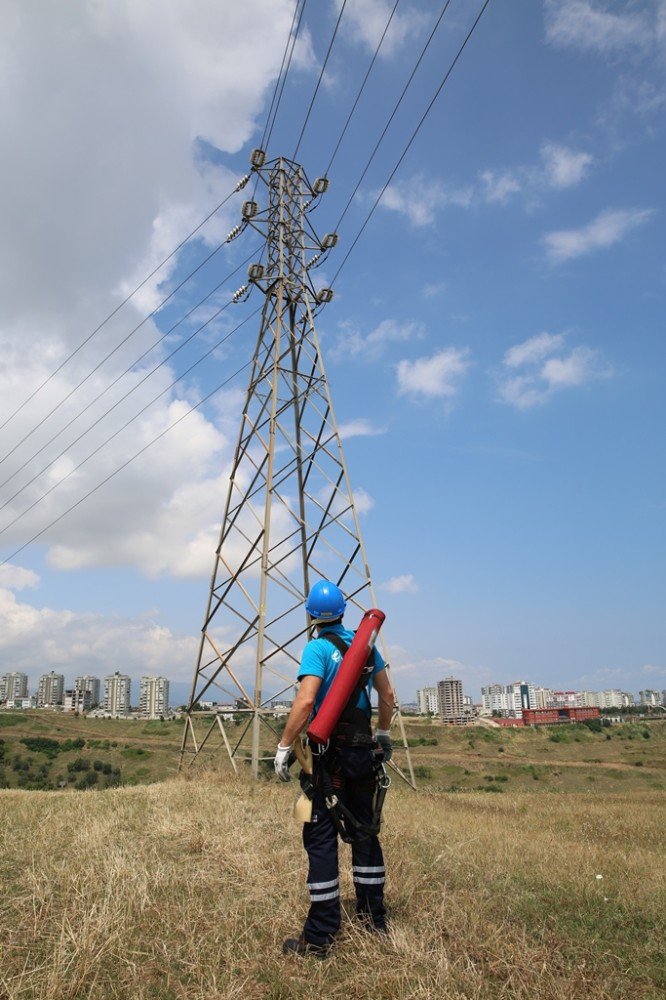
[375,729,393,763]
[274,743,293,782]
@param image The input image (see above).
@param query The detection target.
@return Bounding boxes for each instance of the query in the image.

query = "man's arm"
[279,675,323,747]
[373,668,394,731]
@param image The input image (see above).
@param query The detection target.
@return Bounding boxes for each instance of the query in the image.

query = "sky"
[0,0,664,706]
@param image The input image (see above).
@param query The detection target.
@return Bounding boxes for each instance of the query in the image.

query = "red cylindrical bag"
[306,608,386,745]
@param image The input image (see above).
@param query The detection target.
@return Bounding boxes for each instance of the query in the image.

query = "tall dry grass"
[0,776,664,999]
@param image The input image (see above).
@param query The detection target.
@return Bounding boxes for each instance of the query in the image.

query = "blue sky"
[0,0,664,705]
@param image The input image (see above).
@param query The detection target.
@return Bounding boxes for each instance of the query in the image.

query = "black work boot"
[282,935,330,959]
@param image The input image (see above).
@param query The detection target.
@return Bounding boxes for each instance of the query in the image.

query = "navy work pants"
[301,748,386,947]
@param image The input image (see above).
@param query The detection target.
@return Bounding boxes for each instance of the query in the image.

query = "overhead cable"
[332,0,493,287]
[258,0,305,151]
[0,246,260,497]
[0,266,264,514]
[0,307,262,541]
[293,0,348,159]
[0,175,251,436]
[0,353,257,570]
[264,0,310,153]
[0,221,250,468]
[333,0,454,233]
[324,0,401,178]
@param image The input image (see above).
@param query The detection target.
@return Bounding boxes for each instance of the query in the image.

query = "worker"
[274,579,394,958]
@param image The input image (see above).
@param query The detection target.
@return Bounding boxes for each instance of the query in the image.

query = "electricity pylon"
[179,151,414,787]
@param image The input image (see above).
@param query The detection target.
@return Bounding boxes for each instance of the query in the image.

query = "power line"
[0,221,250,468]
[0,307,262,542]
[258,0,304,152]
[0,287,253,516]
[324,0,402,178]
[0,175,251,436]
[332,0,493,287]
[333,0,454,234]
[293,0,348,159]
[264,0,310,153]
[0,354,257,570]
[0,0,494,565]
[0,247,260,497]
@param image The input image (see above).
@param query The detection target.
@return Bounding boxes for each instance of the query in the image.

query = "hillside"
[1,711,665,795]
[0,775,664,999]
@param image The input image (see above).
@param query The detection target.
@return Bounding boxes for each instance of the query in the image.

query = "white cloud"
[396,347,471,400]
[379,177,473,227]
[379,574,418,594]
[0,573,197,683]
[504,332,565,369]
[0,564,40,592]
[480,169,522,205]
[544,0,655,54]
[423,282,446,299]
[375,142,594,230]
[352,488,375,515]
[543,207,654,262]
[332,318,424,361]
[540,142,594,188]
[0,1,318,578]
[337,0,427,58]
[497,333,611,409]
[338,419,386,439]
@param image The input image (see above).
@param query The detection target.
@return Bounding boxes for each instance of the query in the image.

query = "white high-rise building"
[438,677,465,725]
[598,689,624,709]
[481,682,536,718]
[532,687,555,709]
[75,675,101,708]
[481,683,506,715]
[139,676,169,718]
[37,671,65,708]
[1,672,29,703]
[639,690,661,707]
[103,672,131,715]
[416,687,439,715]
[578,690,600,708]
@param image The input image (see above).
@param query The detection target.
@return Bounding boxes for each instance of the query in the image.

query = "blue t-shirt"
[297,622,386,716]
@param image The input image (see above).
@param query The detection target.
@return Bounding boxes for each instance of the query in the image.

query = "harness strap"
[316,630,373,720]
[317,755,389,844]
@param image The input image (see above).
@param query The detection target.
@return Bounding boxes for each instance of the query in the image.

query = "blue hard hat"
[305,580,346,620]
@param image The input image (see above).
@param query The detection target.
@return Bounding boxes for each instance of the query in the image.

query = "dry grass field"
[0,773,664,1000]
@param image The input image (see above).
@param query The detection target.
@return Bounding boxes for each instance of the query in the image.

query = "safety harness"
[305,631,391,844]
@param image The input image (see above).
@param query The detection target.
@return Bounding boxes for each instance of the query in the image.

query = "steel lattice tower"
[179,152,414,786]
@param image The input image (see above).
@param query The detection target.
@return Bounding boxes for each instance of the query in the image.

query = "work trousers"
[301,747,386,947]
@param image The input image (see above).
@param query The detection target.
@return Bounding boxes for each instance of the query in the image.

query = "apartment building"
[438,677,466,725]
[37,671,65,708]
[416,687,439,715]
[139,676,169,718]
[0,672,29,703]
[75,675,101,708]
[103,672,131,716]
[63,688,93,713]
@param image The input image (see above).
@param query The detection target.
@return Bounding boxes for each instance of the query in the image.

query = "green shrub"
[0,715,22,728]
[21,737,62,758]
[413,765,432,779]
[120,747,151,759]
[67,758,90,773]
